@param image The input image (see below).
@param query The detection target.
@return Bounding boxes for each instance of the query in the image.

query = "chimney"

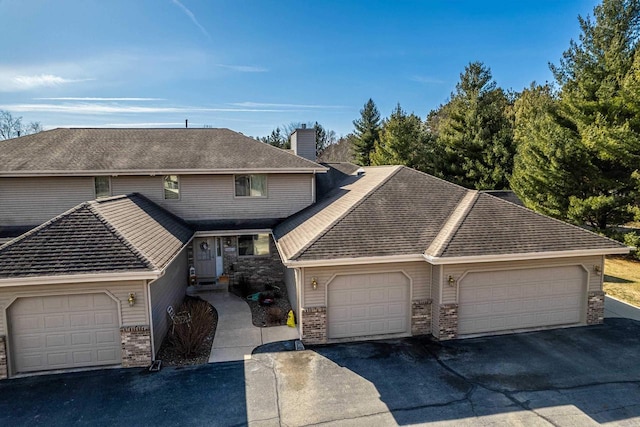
[290,126,316,161]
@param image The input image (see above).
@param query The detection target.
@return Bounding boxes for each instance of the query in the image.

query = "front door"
[215,237,224,278]
[194,238,215,279]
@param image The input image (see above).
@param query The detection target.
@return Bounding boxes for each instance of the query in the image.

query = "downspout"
[146,279,156,359]
[311,172,316,204]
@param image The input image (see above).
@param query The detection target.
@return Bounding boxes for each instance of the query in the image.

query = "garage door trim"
[325,270,412,340]
[5,290,122,377]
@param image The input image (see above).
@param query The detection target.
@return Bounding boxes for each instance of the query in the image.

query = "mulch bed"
[156,296,218,367]
[230,282,293,327]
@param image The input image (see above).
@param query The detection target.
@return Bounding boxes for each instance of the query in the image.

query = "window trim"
[94,176,111,199]
[163,175,180,200]
[237,234,271,257]
[234,174,268,198]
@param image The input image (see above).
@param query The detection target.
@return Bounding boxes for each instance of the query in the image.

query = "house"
[0,127,628,379]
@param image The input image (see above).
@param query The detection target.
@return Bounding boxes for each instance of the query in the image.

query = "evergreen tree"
[513,0,640,230]
[370,104,427,169]
[431,62,515,189]
[352,98,381,165]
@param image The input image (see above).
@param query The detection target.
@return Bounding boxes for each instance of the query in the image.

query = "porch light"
[447,275,456,286]
[128,293,136,307]
[594,264,602,275]
[311,277,318,290]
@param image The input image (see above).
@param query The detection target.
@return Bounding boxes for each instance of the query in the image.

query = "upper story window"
[238,234,270,256]
[163,175,180,200]
[235,174,267,197]
[94,176,111,199]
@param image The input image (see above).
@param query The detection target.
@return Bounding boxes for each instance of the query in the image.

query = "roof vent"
[356,167,365,176]
[301,123,307,129]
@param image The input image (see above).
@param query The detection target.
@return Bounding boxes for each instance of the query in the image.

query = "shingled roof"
[0,194,193,278]
[0,128,326,175]
[274,166,628,264]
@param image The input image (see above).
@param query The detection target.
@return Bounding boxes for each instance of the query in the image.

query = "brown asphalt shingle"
[0,194,193,278]
[275,166,627,262]
[0,128,325,174]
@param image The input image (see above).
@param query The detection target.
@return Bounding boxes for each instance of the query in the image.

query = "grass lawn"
[604,257,640,307]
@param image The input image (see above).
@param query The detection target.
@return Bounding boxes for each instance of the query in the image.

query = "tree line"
[347,0,640,234]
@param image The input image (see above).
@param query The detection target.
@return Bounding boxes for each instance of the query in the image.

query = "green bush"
[624,232,640,261]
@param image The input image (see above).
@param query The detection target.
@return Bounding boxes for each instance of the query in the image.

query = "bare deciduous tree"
[0,110,43,140]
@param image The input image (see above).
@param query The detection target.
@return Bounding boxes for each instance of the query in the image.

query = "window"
[163,175,179,200]
[94,176,111,199]
[235,174,267,197]
[238,234,270,256]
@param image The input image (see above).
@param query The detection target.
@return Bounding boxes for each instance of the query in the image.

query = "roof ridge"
[0,202,90,252]
[87,200,157,270]
[480,192,627,247]
[291,165,403,260]
[425,190,479,257]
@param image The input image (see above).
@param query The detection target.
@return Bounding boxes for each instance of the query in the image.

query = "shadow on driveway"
[307,318,640,425]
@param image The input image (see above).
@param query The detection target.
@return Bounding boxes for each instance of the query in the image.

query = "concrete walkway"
[605,295,640,321]
[198,291,299,363]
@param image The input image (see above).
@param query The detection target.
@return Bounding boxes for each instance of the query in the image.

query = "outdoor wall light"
[311,277,318,290]
[447,275,456,287]
[128,293,136,307]
[594,264,602,275]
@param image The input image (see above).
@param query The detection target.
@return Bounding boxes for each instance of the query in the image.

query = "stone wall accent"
[411,299,433,336]
[301,306,327,344]
[587,291,605,325]
[434,303,458,340]
[225,235,285,287]
[0,335,7,380]
[120,325,152,368]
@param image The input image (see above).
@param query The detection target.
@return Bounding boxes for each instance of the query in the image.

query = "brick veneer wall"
[433,303,458,340]
[302,306,327,344]
[411,299,432,335]
[0,335,7,380]
[120,325,152,368]
[587,291,605,325]
[224,235,285,287]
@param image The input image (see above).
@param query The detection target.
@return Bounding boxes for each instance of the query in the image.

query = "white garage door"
[9,293,121,374]
[458,266,586,335]
[328,272,409,339]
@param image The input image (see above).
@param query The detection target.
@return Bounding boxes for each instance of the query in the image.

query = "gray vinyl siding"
[0,280,148,336]
[291,129,316,161]
[0,174,315,227]
[0,177,95,226]
[441,256,604,304]
[302,261,431,307]
[149,247,188,355]
[112,174,314,220]
[284,267,297,313]
[431,265,442,305]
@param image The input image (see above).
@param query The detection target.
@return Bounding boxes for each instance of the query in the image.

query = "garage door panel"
[459,266,585,335]
[328,272,409,339]
[9,294,122,374]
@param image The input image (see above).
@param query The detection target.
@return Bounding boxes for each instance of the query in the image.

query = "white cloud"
[0,102,295,115]
[34,97,165,101]
[231,101,345,109]
[171,0,211,40]
[215,64,268,73]
[0,74,93,91]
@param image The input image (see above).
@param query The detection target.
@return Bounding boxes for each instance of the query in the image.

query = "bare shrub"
[170,298,214,358]
[267,306,283,325]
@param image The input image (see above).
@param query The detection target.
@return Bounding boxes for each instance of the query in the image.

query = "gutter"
[0,270,162,287]
[0,167,328,177]
[424,247,631,265]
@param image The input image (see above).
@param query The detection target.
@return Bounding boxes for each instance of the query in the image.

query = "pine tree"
[431,62,515,189]
[513,0,640,230]
[352,99,381,166]
[370,104,427,168]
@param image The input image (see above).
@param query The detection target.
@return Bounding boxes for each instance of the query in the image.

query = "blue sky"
[0,0,600,138]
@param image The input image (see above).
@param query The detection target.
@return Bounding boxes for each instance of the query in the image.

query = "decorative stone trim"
[301,306,327,344]
[587,291,605,325]
[120,325,152,368]
[411,299,433,336]
[0,335,7,380]
[435,303,458,340]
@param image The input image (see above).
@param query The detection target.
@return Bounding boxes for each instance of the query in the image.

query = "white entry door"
[194,238,215,278]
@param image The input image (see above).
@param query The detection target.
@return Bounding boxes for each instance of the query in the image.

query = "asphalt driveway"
[1,318,640,426]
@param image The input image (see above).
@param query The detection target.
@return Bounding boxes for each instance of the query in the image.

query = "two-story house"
[0,127,628,379]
